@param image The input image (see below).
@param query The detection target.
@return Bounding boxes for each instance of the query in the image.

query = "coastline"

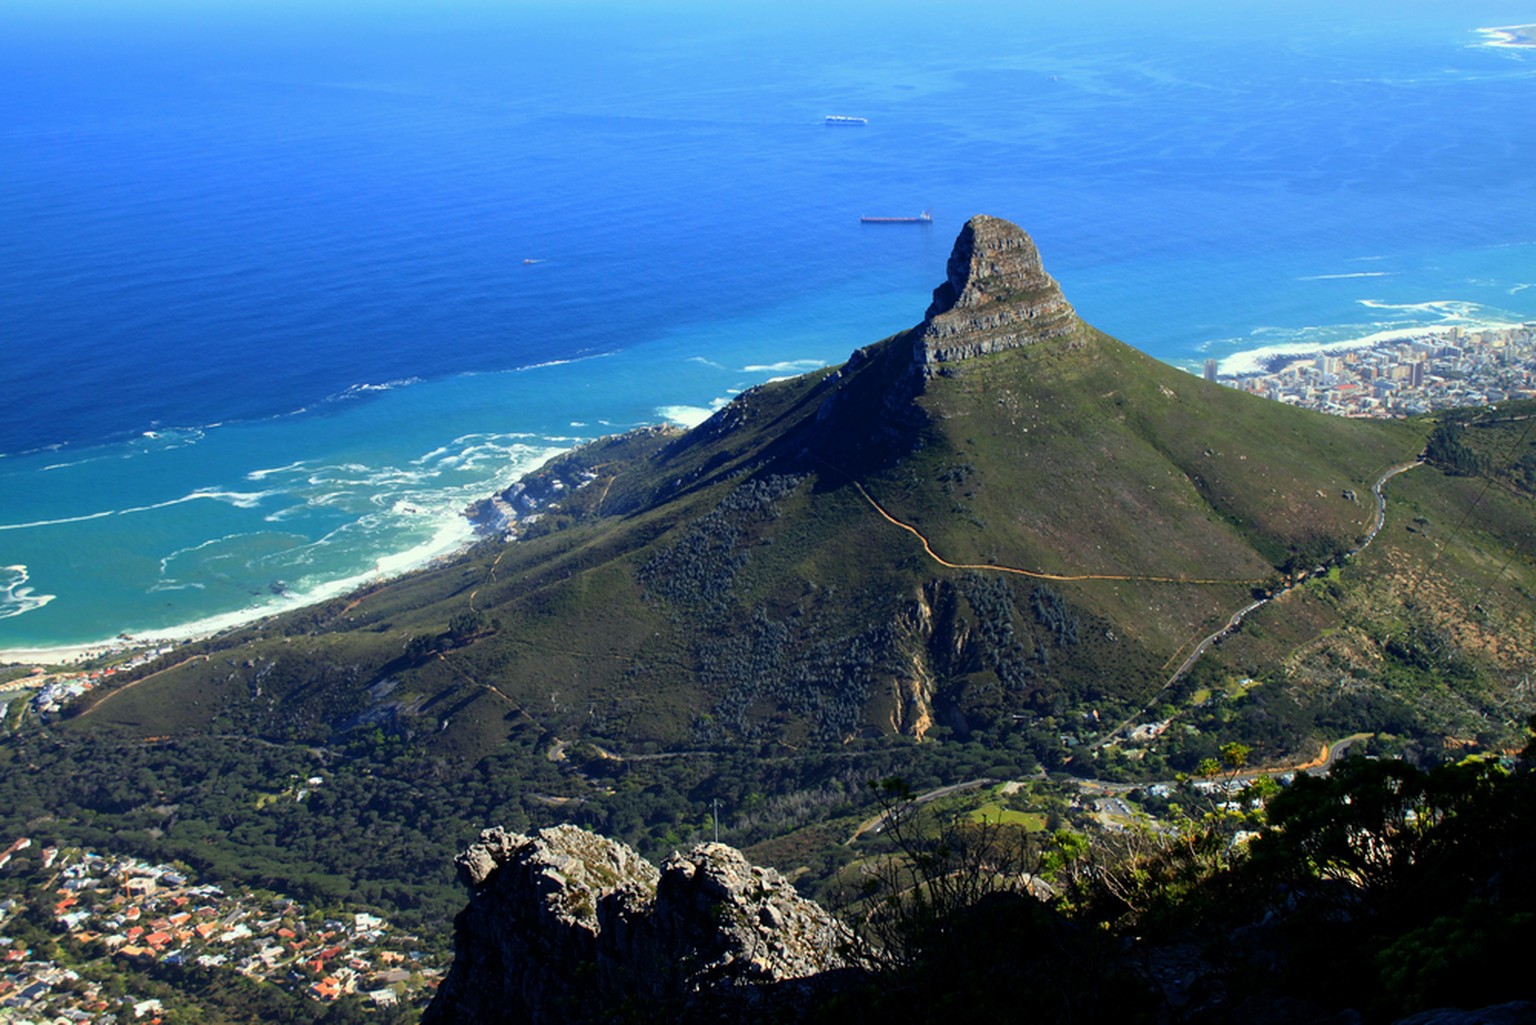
[0,640,159,668]
[1215,317,1528,376]
[0,503,489,668]
[1210,320,1535,419]
[7,317,1530,668]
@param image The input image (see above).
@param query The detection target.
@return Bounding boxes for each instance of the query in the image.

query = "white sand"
[0,640,148,667]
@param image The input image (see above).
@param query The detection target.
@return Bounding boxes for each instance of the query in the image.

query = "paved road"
[1069,731,1376,796]
[1299,731,1374,776]
[1160,597,1268,693]
[840,733,1376,846]
[1364,461,1423,543]
[846,777,997,844]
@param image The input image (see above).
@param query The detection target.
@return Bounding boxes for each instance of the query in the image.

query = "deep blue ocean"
[3,0,1534,653]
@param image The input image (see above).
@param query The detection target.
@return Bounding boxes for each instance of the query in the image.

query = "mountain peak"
[917,215,1079,366]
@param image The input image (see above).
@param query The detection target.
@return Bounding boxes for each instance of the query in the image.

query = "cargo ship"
[860,211,932,224]
[824,114,868,125]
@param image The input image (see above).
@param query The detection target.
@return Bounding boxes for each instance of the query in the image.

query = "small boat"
[825,115,868,125]
[522,258,546,265]
[860,210,932,224]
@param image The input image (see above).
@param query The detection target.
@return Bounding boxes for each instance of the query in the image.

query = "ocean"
[2,0,1533,654]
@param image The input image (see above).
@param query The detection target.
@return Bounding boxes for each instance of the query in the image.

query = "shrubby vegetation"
[639,473,903,741]
[695,610,894,742]
[639,474,806,617]
[8,676,1533,1022]
[7,330,1531,1020]
[823,727,1536,1023]
[0,723,1037,943]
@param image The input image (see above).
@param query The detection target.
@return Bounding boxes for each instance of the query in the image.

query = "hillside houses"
[0,840,442,1021]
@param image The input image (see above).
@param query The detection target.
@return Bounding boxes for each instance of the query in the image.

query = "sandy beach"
[0,637,184,668]
[1217,318,1527,377]
[0,515,501,669]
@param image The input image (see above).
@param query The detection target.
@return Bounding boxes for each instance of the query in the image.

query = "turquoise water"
[2,0,1533,650]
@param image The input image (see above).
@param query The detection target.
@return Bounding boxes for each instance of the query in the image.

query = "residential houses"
[1211,324,1536,417]
[0,841,442,1021]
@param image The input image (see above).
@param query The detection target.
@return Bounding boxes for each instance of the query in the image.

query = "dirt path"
[1096,461,1422,747]
[853,481,1266,586]
[74,655,210,719]
[856,458,1420,754]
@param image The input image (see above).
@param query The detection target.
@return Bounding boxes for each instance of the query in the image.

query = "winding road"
[846,777,998,844]
[854,455,1421,751]
[1094,460,1422,747]
[843,731,1375,847]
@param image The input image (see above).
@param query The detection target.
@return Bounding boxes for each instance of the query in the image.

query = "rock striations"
[915,214,1081,368]
[812,214,1085,459]
[424,825,876,1024]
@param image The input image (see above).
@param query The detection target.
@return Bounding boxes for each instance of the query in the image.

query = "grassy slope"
[1179,401,1536,758]
[75,321,1447,763]
[875,329,1421,650]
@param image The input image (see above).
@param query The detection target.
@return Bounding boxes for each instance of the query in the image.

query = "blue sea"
[3,0,1534,654]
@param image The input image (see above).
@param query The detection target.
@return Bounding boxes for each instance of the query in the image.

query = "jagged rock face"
[645,843,872,988]
[430,825,660,1025]
[916,214,1079,366]
[426,826,875,1025]
[811,215,1081,463]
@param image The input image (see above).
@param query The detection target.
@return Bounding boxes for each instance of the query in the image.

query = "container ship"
[824,115,868,125]
[860,211,933,224]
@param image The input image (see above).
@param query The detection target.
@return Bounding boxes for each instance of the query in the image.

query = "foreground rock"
[424,825,877,1024]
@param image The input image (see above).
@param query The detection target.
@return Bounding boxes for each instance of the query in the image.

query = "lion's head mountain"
[11,214,1536,1024]
[75,216,1532,769]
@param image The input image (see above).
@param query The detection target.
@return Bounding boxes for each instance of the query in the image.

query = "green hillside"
[65,216,1530,776]
[3,218,1531,1024]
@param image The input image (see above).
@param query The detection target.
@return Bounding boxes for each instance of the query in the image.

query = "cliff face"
[425,825,876,1024]
[915,214,1080,367]
[811,215,1084,463]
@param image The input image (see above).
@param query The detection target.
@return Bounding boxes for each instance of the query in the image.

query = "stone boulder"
[425,826,876,1024]
[427,825,660,1024]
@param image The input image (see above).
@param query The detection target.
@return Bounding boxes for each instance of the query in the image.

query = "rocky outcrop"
[915,214,1080,368]
[425,825,877,1025]
[427,825,660,1024]
[811,216,1084,459]
[465,425,681,536]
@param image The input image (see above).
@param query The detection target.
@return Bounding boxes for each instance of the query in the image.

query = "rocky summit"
[916,214,1081,367]
[812,214,1087,454]
[425,825,877,1024]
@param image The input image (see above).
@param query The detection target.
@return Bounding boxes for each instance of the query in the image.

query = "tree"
[831,780,1154,1024]
[1424,421,1484,476]
[851,778,1039,966]
[448,609,489,643]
